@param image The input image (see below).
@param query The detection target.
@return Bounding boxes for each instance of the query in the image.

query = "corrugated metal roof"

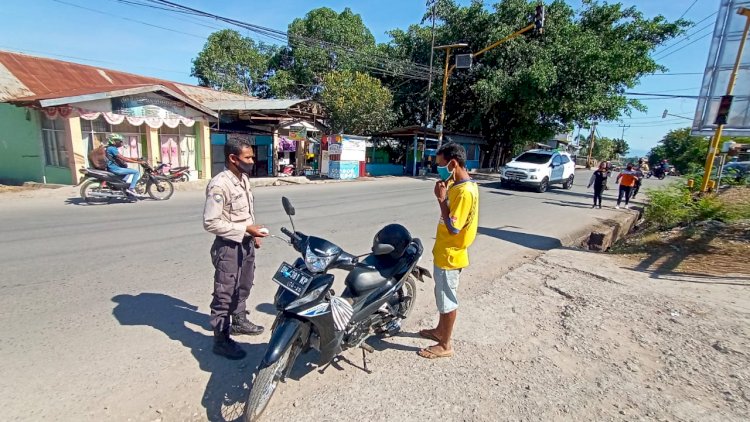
[0,51,184,101]
[0,61,34,101]
[174,84,257,103]
[0,51,317,118]
[0,51,222,117]
[202,98,307,111]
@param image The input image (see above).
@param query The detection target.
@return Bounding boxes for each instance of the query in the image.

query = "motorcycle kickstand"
[318,355,340,374]
[360,343,374,374]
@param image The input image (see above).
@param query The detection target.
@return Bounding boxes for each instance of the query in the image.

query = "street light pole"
[434,43,468,151]
[700,7,750,192]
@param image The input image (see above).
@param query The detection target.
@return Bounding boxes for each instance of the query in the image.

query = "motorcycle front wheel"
[244,342,301,422]
[80,179,112,205]
[146,178,174,200]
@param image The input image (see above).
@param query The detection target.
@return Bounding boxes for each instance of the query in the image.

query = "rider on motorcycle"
[105,134,144,196]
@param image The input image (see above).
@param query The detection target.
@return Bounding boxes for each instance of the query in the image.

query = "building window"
[81,117,143,160]
[466,144,478,161]
[41,115,68,167]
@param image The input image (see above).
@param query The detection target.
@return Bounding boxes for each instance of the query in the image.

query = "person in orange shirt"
[615,163,638,209]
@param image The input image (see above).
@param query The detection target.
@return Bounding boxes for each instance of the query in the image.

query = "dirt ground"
[204,248,749,422]
[611,187,750,277]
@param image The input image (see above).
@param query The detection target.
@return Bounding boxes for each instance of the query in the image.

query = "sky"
[0,0,718,156]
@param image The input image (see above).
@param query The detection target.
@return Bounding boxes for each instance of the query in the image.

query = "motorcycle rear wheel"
[244,342,300,422]
[147,178,174,200]
[80,179,112,205]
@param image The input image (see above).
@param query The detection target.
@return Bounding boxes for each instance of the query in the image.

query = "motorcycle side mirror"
[282,197,295,216]
[372,244,395,256]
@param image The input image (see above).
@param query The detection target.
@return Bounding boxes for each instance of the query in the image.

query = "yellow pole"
[473,24,535,59]
[435,23,535,151]
[437,47,452,150]
[701,10,750,192]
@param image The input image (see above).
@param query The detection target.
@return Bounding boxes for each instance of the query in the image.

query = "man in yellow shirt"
[418,143,479,359]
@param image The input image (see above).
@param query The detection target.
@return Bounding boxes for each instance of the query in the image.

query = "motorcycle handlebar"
[280,227,303,247]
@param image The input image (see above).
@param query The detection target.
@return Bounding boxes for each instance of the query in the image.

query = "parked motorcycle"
[244,197,431,421]
[155,162,191,182]
[78,160,174,204]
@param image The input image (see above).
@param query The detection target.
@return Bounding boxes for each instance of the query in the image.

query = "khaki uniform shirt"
[203,169,255,243]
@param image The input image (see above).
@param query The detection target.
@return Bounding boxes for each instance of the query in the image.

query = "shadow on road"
[478,226,562,250]
[64,197,137,206]
[111,293,266,422]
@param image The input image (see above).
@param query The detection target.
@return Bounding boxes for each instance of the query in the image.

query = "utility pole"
[586,122,597,169]
[425,0,437,125]
[618,124,630,161]
[701,7,750,192]
[618,124,630,141]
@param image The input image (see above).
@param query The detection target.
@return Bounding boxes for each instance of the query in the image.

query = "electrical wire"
[654,30,713,61]
[137,0,433,80]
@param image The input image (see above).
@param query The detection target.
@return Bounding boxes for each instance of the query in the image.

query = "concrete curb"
[583,207,643,251]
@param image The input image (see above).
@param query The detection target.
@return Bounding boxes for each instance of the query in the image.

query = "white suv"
[500,149,576,193]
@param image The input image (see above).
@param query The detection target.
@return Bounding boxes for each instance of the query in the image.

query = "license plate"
[272,262,314,296]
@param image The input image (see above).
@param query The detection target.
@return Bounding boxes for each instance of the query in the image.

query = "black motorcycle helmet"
[372,224,412,259]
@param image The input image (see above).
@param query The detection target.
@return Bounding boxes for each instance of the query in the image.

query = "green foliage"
[644,184,741,230]
[321,70,395,134]
[644,185,694,229]
[191,29,275,95]
[579,136,629,161]
[647,128,709,174]
[382,0,688,164]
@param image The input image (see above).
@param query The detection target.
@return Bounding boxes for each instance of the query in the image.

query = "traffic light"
[715,95,734,125]
[534,4,545,34]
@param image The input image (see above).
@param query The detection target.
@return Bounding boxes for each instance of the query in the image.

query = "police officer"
[203,137,269,360]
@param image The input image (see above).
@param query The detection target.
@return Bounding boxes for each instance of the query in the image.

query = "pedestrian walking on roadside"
[587,162,608,208]
[631,158,647,199]
[418,143,479,359]
[615,163,638,209]
[203,137,269,360]
[603,160,612,190]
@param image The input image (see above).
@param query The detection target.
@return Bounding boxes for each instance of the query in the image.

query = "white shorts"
[433,266,461,314]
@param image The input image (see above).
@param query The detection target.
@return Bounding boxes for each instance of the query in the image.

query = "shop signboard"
[340,137,366,161]
[288,126,307,141]
[111,93,186,119]
[328,143,343,155]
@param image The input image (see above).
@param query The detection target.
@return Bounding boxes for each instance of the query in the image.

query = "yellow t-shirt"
[433,180,479,270]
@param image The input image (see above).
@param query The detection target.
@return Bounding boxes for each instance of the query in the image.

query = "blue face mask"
[437,163,454,181]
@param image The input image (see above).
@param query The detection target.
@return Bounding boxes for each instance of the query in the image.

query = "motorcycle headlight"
[305,246,335,273]
[286,284,329,310]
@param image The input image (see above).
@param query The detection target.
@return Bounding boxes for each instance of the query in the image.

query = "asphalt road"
[0,171,668,421]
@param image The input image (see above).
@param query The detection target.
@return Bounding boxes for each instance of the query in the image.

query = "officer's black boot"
[213,327,247,360]
[231,311,265,336]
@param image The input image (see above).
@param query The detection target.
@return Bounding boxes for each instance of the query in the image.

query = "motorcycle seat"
[86,168,117,178]
[344,255,402,297]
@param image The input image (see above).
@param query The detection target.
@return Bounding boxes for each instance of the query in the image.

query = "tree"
[381,0,689,166]
[271,7,379,98]
[613,138,630,157]
[580,135,615,161]
[648,127,709,173]
[191,29,274,95]
[321,70,395,134]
